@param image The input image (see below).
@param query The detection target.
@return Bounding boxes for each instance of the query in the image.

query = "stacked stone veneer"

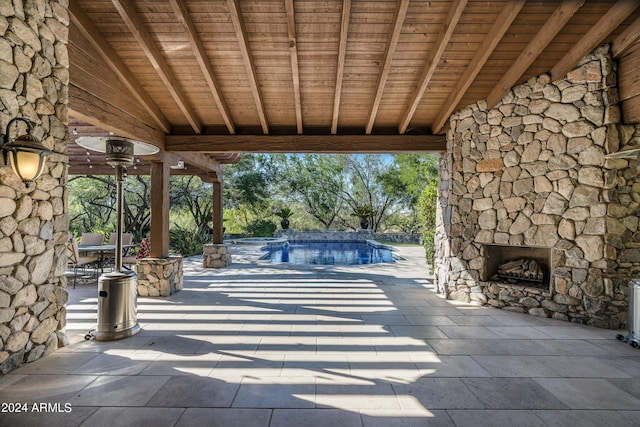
[435,46,640,329]
[203,243,231,268]
[136,256,183,297]
[0,1,70,373]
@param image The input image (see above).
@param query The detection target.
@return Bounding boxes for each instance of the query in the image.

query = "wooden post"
[211,170,224,244]
[150,160,170,258]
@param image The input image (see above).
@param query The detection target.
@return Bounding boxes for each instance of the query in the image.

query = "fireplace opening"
[483,245,552,290]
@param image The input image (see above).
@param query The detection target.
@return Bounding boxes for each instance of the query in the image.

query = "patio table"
[79,244,138,273]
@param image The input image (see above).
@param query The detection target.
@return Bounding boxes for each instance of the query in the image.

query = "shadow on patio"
[1,246,640,427]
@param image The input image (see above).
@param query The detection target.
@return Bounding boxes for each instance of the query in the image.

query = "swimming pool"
[260,240,396,265]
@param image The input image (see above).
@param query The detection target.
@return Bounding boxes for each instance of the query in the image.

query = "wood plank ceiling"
[67,0,640,176]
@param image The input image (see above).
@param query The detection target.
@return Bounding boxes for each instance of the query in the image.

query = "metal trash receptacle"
[617,280,640,348]
[95,270,140,341]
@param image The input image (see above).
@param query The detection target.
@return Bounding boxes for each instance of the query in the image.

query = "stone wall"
[136,256,183,297]
[435,46,640,328]
[0,0,69,373]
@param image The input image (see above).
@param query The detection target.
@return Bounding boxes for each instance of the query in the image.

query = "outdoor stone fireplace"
[435,46,640,329]
[483,245,551,289]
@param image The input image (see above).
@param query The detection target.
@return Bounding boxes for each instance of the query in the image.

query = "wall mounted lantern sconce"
[0,117,52,188]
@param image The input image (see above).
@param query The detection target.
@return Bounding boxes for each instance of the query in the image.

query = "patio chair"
[103,233,134,269]
[66,237,99,288]
[79,232,105,246]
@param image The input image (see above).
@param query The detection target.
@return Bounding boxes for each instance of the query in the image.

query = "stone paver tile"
[413,355,491,378]
[490,315,552,326]
[146,375,240,407]
[485,326,554,339]
[601,356,640,377]
[414,306,463,316]
[446,315,505,326]
[606,378,640,400]
[361,410,455,427]
[537,339,610,356]
[78,407,184,427]
[270,409,362,427]
[588,338,640,356]
[389,326,448,339]
[139,352,221,376]
[437,326,500,339]
[68,375,170,406]
[471,355,561,378]
[533,325,622,340]
[0,405,97,427]
[232,380,316,408]
[533,356,630,378]
[427,339,548,356]
[316,383,401,410]
[211,354,284,378]
[71,352,159,376]
[463,378,568,409]
[534,410,640,427]
[360,314,412,326]
[12,352,99,375]
[175,408,272,427]
[447,410,547,427]
[534,378,640,409]
[403,315,456,326]
[131,335,210,354]
[0,374,97,403]
[392,378,484,410]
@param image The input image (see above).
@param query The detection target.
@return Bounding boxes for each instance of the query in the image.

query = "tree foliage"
[69,153,440,253]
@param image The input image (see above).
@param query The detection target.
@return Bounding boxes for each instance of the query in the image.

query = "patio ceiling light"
[1,117,52,188]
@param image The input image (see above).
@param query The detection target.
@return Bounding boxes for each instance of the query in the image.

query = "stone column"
[0,1,70,374]
[136,256,183,297]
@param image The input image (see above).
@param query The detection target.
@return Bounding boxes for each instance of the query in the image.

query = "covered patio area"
[1,245,639,427]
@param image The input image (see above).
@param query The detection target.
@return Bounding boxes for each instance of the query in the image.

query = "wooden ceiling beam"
[165,134,445,154]
[486,0,584,109]
[69,85,165,148]
[432,0,526,135]
[331,0,351,135]
[110,0,202,134]
[69,0,170,134]
[169,0,235,135]
[612,14,640,58]
[226,0,269,134]
[398,0,468,134]
[551,0,639,81]
[365,0,409,135]
[285,0,303,135]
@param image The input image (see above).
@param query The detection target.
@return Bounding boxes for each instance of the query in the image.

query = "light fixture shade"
[2,133,52,187]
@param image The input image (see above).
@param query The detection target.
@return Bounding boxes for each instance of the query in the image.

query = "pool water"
[260,241,396,265]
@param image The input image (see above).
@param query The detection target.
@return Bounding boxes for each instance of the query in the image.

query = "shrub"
[418,181,437,268]
[169,224,212,256]
[245,219,277,237]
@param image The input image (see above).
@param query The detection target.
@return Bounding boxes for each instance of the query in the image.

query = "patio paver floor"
[1,245,639,426]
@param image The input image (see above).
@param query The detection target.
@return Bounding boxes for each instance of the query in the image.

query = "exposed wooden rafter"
[612,14,640,58]
[486,0,584,109]
[365,0,409,135]
[551,0,640,81]
[285,0,303,135]
[432,0,526,134]
[68,0,170,134]
[165,134,445,154]
[110,0,202,134]
[398,0,467,134]
[331,0,351,135]
[168,0,235,135]
[226,0,269,134]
